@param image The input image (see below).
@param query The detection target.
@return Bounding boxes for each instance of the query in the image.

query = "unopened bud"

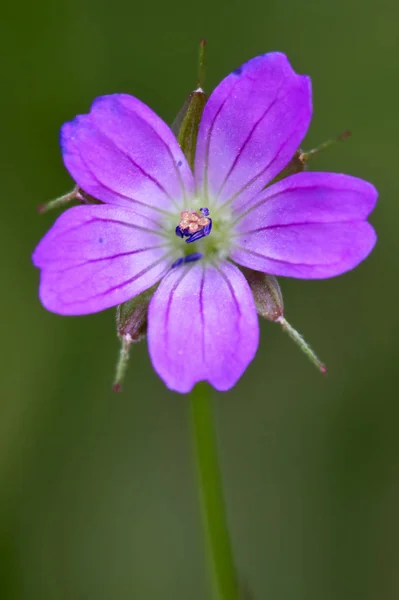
[116,294,150,342]
[114,284,158,391]
[241,268,284,321]
[171,40,207,169]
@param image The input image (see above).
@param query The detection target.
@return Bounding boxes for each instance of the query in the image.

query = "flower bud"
[116,286,154,342]
[114,285,158,391]
[171,40,207,168]
[241,267,284,321]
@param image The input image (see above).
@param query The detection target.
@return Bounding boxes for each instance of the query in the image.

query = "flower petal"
[231,172,378,278]
[61,94,194,219]
[147,261,259,393]
[33,205,172,315]
[195,53,311,211]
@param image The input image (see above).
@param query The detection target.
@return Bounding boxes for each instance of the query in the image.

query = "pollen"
[176,208,212,243]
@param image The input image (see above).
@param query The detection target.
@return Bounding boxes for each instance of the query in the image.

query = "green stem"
[301,129,351,160]
[113,335,132,392]
[277,316,327,374]
[198,39,206,88]
[190,383,239,600]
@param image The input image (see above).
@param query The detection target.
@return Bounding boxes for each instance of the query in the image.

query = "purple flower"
[32,53,377,393]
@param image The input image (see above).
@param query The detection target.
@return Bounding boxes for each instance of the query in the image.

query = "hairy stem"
[190,383,239,600]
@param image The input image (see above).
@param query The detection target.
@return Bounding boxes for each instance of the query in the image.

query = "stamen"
[184,252,203,263]
[186,230,206,243]
[203,220,212,236]
[175,208,212,243]
[171,257,184,268]
[171,252,203,268]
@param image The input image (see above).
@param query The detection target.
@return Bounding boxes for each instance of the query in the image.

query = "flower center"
[165,202,233,267]
[175,207,212,243]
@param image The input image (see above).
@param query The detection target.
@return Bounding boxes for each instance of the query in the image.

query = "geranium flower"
[32,52,377,392]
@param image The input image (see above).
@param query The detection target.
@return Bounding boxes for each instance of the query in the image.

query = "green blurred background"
[1,0,398,597]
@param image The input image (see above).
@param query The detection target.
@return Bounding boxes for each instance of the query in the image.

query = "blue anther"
[186,229,206,243]
[171,253,203,268]
[171,257,184,268]
[203,218,212,236]
[175,226,184,238]
[184,252,203,263]
[186,218,212,243]
[200,207,210,216]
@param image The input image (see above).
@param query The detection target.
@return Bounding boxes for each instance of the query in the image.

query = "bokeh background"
[1,0,398,598]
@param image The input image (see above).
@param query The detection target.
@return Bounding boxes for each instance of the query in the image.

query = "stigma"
[175,208,212,243]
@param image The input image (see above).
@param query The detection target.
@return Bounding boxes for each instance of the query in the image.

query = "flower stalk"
[277,316,327,374]
[302,129,351,160]
[37,186,101,213]
[113,334,132,392]
[190,383,239,600]
[37,186,80,213]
